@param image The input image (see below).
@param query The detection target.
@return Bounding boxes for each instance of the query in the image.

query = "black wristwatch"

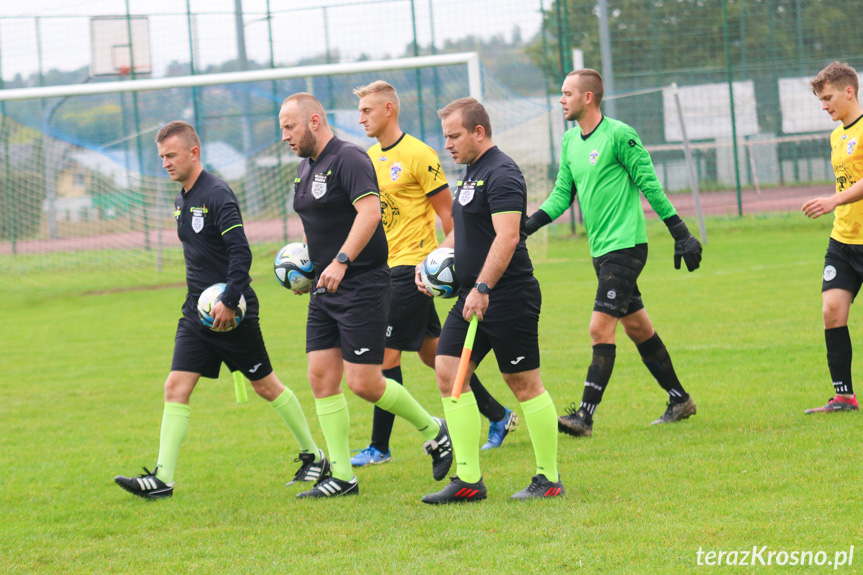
[336,252,351,267]
[474,281,490,295]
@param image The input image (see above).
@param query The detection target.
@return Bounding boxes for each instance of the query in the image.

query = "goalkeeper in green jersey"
[526,69,702,437]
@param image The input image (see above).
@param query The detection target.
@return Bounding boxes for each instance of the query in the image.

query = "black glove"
[525,210,552,236]
[664,215,702,272]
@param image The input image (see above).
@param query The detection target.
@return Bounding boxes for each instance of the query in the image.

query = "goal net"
[0,53,494,287]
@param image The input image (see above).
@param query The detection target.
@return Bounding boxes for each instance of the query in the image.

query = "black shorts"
[171,314,274,380]
[822,237,863,298]
[386,265,442,351]
[306,266,391,364]
[437,278,541,374]
[592,243,647,318]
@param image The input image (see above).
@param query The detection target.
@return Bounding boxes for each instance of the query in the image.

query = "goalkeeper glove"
[664,215,702,272]
[525,210,552,236]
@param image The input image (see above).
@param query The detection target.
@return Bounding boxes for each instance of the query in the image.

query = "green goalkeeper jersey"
[540,116,677,257]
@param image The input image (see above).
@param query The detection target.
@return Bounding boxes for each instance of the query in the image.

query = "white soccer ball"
[274,242,315,292]
[197,283,247,331]
[420,247,460,298]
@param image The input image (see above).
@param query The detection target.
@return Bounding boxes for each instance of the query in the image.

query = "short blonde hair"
[811,61,859,97]
[353,80,400,112]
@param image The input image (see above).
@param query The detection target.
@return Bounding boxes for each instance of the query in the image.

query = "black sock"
[826,326,854,395]
[580,343,616,418]
[637,333,689,403]
[370,366,401,452]
[470,374,506,422]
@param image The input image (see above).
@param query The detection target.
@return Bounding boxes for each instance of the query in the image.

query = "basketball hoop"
[119,66,131,77]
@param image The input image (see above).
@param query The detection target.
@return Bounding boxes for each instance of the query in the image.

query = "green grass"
[4,214,863,574]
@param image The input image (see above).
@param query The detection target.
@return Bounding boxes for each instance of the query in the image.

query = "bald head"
[280,92,334,160]
[282,93,329,128]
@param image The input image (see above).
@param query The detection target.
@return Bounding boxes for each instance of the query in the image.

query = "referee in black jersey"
[114,121,325,499]
[279,94,452,499]
[419,98,563,504]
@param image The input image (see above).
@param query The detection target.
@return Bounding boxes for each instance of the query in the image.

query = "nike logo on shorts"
[510,356,525,365]
[249,363,262,373]
[354,348,370,355]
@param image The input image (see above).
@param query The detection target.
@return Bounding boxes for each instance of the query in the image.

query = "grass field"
[4,214,863,574]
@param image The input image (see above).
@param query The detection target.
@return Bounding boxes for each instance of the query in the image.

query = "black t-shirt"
[294,136,388,276]
[175,170,255,316]
[451,146,533,289]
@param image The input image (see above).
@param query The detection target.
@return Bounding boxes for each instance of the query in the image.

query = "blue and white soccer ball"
[197,283,247,331]
[420,247,460,298]
[274,242,315,293]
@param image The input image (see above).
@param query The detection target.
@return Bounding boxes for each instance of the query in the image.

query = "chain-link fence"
[0,0,856,279]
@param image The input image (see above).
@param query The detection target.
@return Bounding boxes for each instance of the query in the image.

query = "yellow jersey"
[831,115,863,244]
[368,133,449,266]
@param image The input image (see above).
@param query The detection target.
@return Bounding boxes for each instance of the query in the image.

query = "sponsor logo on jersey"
[824,265,837,281]
[390,162,403,181]
[312,173,328,199]
[848,138,857,155]
[590,149,599,165]
[428,163,444,180]
[379,189,401,231]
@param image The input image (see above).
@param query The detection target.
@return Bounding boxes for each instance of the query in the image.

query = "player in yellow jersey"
[349,81,517,466]
[802,61,863,414]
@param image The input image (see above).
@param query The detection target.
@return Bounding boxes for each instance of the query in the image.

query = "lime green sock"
[441,392,482,483]
[315,394,352,481]
[520,391,559,482]
[375,378,438,441]
[155,402,190,484]
[271,388,319,457]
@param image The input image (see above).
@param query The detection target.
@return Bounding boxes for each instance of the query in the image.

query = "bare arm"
[316,193,381,292]
[803,179,863,218]
[462,211,521,321]
[428,187,454,236]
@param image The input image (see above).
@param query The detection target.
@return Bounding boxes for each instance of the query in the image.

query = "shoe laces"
[563,402,580,416]
[138,466,156,478]
[524,475,546,493]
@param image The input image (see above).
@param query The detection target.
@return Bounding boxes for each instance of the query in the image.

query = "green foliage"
[3,215,863,573]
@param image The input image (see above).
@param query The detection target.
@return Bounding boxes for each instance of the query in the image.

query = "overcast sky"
[0,0,544,80]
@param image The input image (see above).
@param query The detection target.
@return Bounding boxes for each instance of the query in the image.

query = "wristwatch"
[336,252,351,267]
[474,281,490,294]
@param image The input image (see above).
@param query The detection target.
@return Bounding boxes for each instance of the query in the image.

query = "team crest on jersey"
[390,162,403,182]
[312,173,328,199]
[590,149,599,165]
[848,138,857,155]
[458,181,476,205]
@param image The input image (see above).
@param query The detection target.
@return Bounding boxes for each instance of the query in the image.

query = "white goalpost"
[0,52,483,284]
[0,52,482,103]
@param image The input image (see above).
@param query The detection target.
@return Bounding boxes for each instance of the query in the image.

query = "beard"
[295,128,317,158]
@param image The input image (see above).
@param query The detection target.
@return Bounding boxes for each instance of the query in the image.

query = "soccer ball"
[197,283,247,331]
[420,247,460,298]
[274,242,315,292]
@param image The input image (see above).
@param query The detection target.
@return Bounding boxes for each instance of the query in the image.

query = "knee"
[419,350,436,369]
[822,302,844,328]
[250,373,284,401]
[164,376,193,403]
[345,373,384,402]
